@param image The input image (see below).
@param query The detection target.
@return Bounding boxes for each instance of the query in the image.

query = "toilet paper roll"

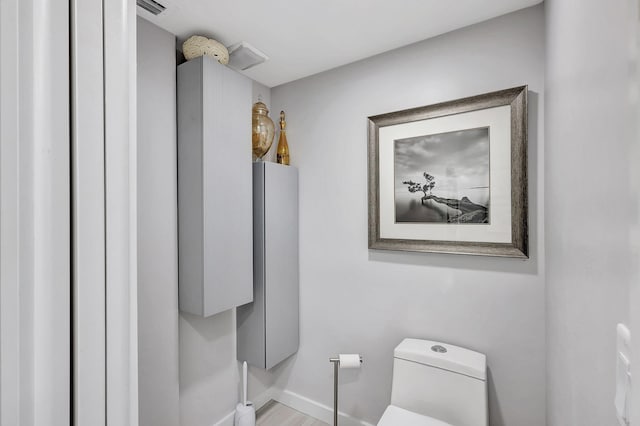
[339,354,361,369]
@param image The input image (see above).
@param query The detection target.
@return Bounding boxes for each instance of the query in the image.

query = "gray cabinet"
[177,56,253,317]
[237,162,299,369]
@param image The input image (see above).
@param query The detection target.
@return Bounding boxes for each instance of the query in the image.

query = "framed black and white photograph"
[368,86,528,257]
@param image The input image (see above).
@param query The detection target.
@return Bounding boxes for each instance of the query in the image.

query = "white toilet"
[377,338,487,426]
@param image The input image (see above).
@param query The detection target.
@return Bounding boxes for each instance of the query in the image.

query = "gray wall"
[137,17,275,425]
[270,6,545,426]
[137,4,640,425]
[136,17,180,426]
[545,1,635,425]
[632,12,640,424]
[137,15,276,423]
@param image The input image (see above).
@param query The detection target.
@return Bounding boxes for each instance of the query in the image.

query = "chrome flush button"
[431,345,447,353]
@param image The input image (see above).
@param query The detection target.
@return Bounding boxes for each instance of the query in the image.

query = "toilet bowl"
[377,338,487,426]
[378,405,453,425]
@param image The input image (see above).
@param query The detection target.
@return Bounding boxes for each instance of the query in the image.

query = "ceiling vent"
[227,42,269,71]
[137,0,166,15]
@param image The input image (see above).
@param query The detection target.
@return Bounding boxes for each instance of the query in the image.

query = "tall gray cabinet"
[237,162,299,369]
[177,56,253,317]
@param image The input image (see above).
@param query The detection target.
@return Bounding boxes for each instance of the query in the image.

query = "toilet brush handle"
[242,361,248,406]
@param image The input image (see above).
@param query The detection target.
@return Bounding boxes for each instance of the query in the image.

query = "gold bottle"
[276,111,290,165]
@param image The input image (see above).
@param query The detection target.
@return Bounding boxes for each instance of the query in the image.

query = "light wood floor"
[256,400,329,426]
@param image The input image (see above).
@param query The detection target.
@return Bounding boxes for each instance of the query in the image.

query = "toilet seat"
[377,405,454,426]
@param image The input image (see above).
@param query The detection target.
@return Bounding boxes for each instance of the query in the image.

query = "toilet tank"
[390,339,487,426]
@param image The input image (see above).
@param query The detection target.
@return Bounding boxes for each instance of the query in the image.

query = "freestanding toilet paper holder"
[329,355,363,426]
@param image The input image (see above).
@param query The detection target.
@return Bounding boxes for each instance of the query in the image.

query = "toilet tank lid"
[394,338,486,381]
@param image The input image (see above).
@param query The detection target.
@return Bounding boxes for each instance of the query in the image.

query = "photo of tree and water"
[394,127,490,224]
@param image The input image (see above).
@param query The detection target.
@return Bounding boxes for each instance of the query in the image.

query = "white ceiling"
[139,0,542,88]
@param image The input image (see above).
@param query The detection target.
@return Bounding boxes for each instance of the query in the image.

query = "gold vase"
[252,102,275,160]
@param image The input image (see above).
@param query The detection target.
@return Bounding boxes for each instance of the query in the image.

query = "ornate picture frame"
[367,86,528,258]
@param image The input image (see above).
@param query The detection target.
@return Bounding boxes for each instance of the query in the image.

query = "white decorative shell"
[182,35,229,65]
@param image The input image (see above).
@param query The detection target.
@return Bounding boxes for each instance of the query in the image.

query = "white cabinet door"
[178,56,253,317]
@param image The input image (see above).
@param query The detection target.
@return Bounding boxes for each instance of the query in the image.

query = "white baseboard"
[210,388,374,426]
[212,411,235,426]
[270,388,375,426]
[252,389,275,412]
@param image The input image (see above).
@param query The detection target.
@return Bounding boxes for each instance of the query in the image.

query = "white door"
[0,0,138,424]
[0,0,71,424]
[72,0,139,424]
